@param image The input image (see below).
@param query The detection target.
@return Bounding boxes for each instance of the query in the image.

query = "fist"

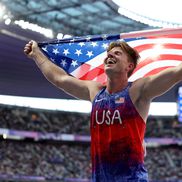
[24,41,33,55]
[24,40,39,58]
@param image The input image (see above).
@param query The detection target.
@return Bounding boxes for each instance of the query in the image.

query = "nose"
[104,51,115,64]
[107,51,114,58]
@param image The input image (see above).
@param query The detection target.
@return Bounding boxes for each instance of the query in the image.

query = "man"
[24,40,182,182]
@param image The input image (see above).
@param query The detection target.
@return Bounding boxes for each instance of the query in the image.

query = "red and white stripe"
[128,36,182,81]
[73,28,182,84]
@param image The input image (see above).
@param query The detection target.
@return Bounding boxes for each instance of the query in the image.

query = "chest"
[92,92,130,126]
[94,91,127,109]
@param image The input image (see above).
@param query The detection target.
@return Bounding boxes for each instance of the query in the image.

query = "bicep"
[56,75,101,101]
[143,67,180,100]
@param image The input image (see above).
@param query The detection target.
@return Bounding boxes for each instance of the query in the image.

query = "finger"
[29,40,36,47]
[24,45,31,51]
[24,44,31,49]
[24,49,29,54]
[24,43,33,50]
[29,40,33,44]
[24,47,32,54]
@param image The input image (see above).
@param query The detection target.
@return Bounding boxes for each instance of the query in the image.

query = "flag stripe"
[134,54,182,73]
[144,66,172,77]
[79,66,104,80]
[134,43,182,53]
[128,38,182,48]
[129,60,181,81]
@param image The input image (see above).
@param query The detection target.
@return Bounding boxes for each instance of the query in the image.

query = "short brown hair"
[107,41,140,77]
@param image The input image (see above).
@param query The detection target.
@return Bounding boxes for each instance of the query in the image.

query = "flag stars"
[78,42,85,47]
[63,49,70,56]
[71,60,78,67]
[86,51,94,58]
[102,34,108,40]
[102,43,109,49]
[53,48,59,55]
[90,42,98,47]
[42,46,48,52]
[75,49,82,56]
[60,59,67,67]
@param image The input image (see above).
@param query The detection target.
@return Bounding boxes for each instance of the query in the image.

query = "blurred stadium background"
[0,0,182,181]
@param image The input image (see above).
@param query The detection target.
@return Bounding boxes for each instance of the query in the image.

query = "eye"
[115,51,122,56]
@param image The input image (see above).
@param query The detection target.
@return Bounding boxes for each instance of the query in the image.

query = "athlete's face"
[104,47,134,76]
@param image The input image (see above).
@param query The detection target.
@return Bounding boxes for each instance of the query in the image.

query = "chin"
[105,65,115,70]
[104,67,114,75]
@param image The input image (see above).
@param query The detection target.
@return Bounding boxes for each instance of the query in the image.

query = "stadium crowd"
[0,140,91,180]
[0,140,181,181]
[0,105,182,137]
[0,105,90,135]
[0,104,182,181]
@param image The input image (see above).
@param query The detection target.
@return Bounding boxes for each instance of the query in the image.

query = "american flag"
[38,28,182,84]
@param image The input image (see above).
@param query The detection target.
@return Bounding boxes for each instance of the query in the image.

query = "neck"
[106,75,128,94]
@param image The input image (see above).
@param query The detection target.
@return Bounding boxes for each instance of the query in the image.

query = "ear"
[128,62,134,71]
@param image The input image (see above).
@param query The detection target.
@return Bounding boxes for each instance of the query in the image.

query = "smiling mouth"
[106,58,116,65]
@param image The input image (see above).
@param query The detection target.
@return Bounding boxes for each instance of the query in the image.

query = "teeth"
[107,59,116,64]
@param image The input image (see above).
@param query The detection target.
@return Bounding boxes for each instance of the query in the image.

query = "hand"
[24,40,40,59]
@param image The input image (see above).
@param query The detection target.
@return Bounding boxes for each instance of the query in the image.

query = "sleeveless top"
[90,82,148,182]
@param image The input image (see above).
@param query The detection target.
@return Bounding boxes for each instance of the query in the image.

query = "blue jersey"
[90,82,148,182]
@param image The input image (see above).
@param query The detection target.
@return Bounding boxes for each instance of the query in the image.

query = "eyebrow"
[112,49,123,54]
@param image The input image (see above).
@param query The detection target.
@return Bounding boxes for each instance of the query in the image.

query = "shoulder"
[130,77,147,90]
[129,77,151,121]
[129,77,149,101]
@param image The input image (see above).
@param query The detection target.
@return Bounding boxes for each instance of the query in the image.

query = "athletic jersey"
[90,82,148,182]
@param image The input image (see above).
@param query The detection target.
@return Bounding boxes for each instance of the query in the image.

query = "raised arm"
[142,64,182,100]
[24,40,102,101]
